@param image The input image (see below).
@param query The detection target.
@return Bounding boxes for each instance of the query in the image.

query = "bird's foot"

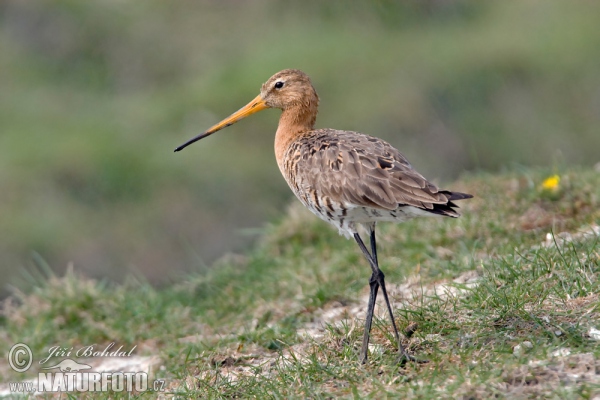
[398,323,429,364]
[398,350,429,365]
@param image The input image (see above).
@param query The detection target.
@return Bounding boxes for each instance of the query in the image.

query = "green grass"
[1,166,599,398]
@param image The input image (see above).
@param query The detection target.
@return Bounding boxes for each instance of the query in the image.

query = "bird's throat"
[274,105,317,172]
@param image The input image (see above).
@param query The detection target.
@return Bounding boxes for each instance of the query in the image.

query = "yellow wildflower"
[541,174,560,191]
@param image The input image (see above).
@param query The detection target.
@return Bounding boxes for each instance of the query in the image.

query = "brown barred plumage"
[175,69,472,364]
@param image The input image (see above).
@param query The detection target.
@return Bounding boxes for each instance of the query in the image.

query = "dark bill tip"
[174,131,213,152]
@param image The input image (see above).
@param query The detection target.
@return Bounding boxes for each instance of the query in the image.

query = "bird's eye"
[274,81,284,89]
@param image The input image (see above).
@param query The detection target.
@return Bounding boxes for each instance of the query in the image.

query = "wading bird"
[175,69,472,364]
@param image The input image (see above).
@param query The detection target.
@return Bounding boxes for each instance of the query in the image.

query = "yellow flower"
[541,175,560,191]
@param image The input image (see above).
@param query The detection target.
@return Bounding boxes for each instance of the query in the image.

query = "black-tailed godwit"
[175,69,472,364]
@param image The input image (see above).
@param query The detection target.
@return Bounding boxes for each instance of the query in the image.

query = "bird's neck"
[274,103,318,173]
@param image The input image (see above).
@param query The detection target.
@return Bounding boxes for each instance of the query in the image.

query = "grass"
[1,166,599,398]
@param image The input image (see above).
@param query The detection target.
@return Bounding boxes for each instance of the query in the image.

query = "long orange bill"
[174,94,269,152]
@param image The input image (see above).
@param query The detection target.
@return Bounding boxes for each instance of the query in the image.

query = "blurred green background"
[1,1,599,293]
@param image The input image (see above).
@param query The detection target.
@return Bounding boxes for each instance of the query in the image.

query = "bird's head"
[175,69,318,152]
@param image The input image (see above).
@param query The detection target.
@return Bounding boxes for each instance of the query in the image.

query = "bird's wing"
[292,129,453,211]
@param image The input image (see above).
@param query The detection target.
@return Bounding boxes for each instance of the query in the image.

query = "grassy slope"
[1,166,600,398]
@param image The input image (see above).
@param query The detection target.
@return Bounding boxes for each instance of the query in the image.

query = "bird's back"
[280,128,472,237]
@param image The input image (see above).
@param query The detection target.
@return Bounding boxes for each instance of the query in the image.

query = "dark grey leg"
[354,232,379,364]
[354,229,424,364]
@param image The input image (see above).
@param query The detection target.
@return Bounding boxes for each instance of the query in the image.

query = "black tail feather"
[426,190,473,217]
[441,191,473,201]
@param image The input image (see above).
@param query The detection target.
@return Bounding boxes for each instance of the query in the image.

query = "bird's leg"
[354,232,379,364]
[370,229,402,348]
[369,226,378,266]
[369,229,425,363]
[354,229,425,364]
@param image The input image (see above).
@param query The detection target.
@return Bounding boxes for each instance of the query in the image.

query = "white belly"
[302,199,438,239]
